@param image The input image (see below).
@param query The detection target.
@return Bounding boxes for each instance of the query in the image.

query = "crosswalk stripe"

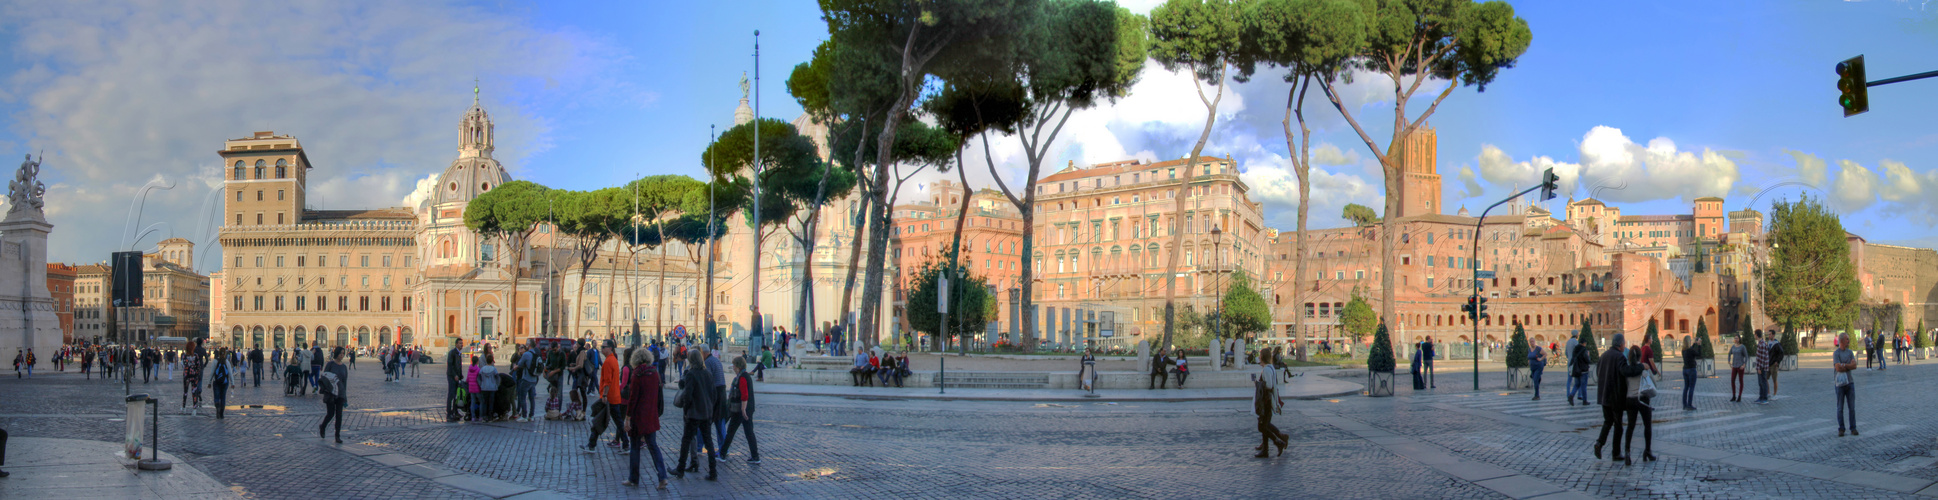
[1866,424,1908,435]
[1731,418,1830,438]
[1505,406,1601,418]
[1648,409,1730,424]
[1671,416,1795,438]
[1466,399,1537,410]
[1651,413,1759,432]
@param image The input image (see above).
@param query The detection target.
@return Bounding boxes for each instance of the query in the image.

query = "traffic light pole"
[1470,174,1554,391]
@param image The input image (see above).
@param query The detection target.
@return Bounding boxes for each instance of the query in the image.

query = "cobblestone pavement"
[4,357,1938,499]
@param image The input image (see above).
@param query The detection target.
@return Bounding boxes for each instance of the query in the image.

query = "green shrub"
[1697,319,1714,359]
[1368,323,1396,373]
[1780,321,1800,362]
[1505,323,1530,369]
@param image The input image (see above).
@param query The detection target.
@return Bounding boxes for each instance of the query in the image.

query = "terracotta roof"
[1038,156,1229,183]
[158,237,192,244]
[1694,196,1724,202]
[1572,198,1605,206]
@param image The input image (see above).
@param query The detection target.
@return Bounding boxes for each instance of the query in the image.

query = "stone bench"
[933,371,1051,389]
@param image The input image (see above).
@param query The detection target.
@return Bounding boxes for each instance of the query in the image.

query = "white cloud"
[1240,154,1381,230]
[1787,149,1828,186]
[1831,159,1879,211]
[1877,159,1924,202]
[0,0,629,265]
[1472,126,1737,205]
[1310,143,1360,166]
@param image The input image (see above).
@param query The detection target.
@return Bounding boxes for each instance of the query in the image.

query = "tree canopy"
[1762,195,1861,331]
[1218,271,1272,339]
[903,262,994,342]
[1343,203,1380,227]
[1340,290,1377,344]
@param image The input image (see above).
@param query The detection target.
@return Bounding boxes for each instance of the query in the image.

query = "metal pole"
[1869,69,1938,87]
[1472,183,1543,391]
[939,356,945,394]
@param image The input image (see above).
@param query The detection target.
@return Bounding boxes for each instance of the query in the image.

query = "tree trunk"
[1158,71,1226,353]
[1284,77,1312,362]
[838,195,871,341]
[942,150,974,353]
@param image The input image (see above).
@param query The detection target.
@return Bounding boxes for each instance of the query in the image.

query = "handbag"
[1638,372,1658,399]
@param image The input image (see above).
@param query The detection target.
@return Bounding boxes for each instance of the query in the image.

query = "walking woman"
[1622,344,1656,463]
[623,349,668,489]
[183,341,205,410]
[319,348,349,443]
[673,349,717,481]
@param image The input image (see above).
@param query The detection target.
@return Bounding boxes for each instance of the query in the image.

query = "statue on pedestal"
[8,154,46,215]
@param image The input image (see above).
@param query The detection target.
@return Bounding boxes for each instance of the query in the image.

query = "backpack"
[478,365,500,391]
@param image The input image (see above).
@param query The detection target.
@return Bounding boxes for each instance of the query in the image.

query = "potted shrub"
[1366,323,1396,397]
[1505,324,1530,389]
[1916,319,1929,360]
[1695,319,1715,378]
[1779,322,1800,371]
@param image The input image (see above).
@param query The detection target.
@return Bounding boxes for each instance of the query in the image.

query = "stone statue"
[7,154,45,214]
[740,72,750,100]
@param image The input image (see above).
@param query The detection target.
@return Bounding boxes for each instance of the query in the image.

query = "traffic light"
[1838,55,1868,117]
[111,251,143,307]
[1477,297,1490,320]
[1539,167,1560,201]
[1462,296,1478,321]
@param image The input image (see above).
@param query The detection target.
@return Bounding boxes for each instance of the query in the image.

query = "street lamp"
[1211,225,1224,367]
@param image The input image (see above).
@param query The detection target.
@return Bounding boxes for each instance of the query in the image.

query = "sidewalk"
[0,437,238,499]
[754,372,1363,402]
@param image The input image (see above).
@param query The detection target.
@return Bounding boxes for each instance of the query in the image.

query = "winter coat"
[625,367,664,436]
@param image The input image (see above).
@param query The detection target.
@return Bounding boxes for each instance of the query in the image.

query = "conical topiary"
[1506,323,1530,369]
[1647,318,1663,366]
[1781,320,1800,364]
[1697,318,1714,359]
[1368,322,1396,373]
[1578,317,1598,356]
[1918,319,1929,349]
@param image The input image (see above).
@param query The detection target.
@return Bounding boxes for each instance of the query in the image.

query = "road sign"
[1476,270,1497,279]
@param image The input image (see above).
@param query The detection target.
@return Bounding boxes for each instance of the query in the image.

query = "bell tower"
[459,85,494,159]
[1398,125,1442,218]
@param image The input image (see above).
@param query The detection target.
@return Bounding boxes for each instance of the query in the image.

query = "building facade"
[46,263,74,343]
[888,179,1025,346]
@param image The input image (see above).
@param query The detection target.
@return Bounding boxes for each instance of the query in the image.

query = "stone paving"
[4,356,1938,498]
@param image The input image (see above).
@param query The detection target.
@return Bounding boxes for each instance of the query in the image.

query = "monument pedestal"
[0,211,59,360]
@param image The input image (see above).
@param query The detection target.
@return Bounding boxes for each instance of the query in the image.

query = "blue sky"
[2,0,1935,271]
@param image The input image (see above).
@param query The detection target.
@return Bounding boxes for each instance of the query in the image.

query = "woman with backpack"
[319,348,349,443]
[210,348,232,419]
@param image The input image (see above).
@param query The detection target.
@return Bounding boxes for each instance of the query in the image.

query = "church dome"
[434,101,512,205]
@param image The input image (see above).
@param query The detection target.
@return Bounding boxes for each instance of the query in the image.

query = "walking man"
[1529,343,1547,401]
[1728,333,1748,402]
[1422,337,1437,389]
[1563,334,1580,403]
[1753,332,1772,404]
[1834,332,1858,436]
[1592,333,1630,462]
[583,343,626,453]
[248,346,263,387]
[721,357,761,463]
[447,339,465,422]
[1569,333,1594,406]
[1681,335,1699,411]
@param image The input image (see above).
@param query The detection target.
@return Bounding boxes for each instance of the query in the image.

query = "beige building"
[213,98,537,350]
[1030,155,1270,348]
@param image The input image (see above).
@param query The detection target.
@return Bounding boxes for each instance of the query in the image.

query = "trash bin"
[125,394,149,459]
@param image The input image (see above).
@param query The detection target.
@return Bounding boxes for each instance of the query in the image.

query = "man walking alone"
[1834,333,1858,436]
[1753,332,1772,404]
[1592,333,1630,463]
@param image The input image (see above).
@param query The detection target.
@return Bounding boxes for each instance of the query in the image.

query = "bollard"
[141,398,170,470]
[939,357,945,394]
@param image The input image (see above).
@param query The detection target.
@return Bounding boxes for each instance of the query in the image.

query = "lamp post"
[1211,226,1224,367]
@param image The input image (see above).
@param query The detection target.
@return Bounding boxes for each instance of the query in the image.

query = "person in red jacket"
[622,349,668,489]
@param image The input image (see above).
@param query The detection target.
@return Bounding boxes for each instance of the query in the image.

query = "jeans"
[1681,368,1697,409]
[1755,368,1770,402]
[1835,383,1857,431]
[470,390,486,420]
[1730,367,1745,400]
[516,377,537,419]
[677,418,717,477]
[1530,368,1543,398]
[252,364,262,387]
[319,399,344,437]
[723,412,759,460]
[629,432,668,484]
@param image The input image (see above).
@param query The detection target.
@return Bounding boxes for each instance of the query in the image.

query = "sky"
[2,0,1937,274]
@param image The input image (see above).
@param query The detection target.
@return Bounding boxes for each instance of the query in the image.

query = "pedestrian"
[756,346,772,382]
[514,344,538,422]
[1258,352,1282,415]
[1529,343,1546,401]
[1410,346,1426,390]
[1679,335,1698,410]
[447,339,465,422]
[1872,331,1885,371]
[0,425,8,478]
[248,346,263,387]
[12,349,19,378]
[1768,332,1784,395]
[1174,352,1190,389]
[673,349,718,481]
[1834,332,1858,436]
[466,355,484,422]
[1149,349,1170,390]
[1422,337,1437,389]
[1728,333,1748,402]
[210,348,234,418]
[622,349,669,489]
[705,347,728,463]
[583,343,625,453]
[309,343,325,392]
[1593,333,1630,464]
[1622,344,1655,463]
[1252,374,1287,458]
[318,348,348,444]
[1563,334,1580,404]
[1863,331,1874,369]
[478,353,500,422]
[721,357,761,464]
[1753,332,1772,404]
[270,347,282,381]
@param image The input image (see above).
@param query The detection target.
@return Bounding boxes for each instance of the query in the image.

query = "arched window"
[233,161,245,180]
[253,160,265,179]
[274,159,287,179]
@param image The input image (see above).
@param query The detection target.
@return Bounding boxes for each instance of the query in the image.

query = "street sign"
[1100,311,1116,338]
[1476,270,1497,279]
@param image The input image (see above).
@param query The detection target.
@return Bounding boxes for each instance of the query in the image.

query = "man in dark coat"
[674,350,717,481]
[1149,349,1170,390]
[1593,333,1632,462]
[447,339,465,422]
